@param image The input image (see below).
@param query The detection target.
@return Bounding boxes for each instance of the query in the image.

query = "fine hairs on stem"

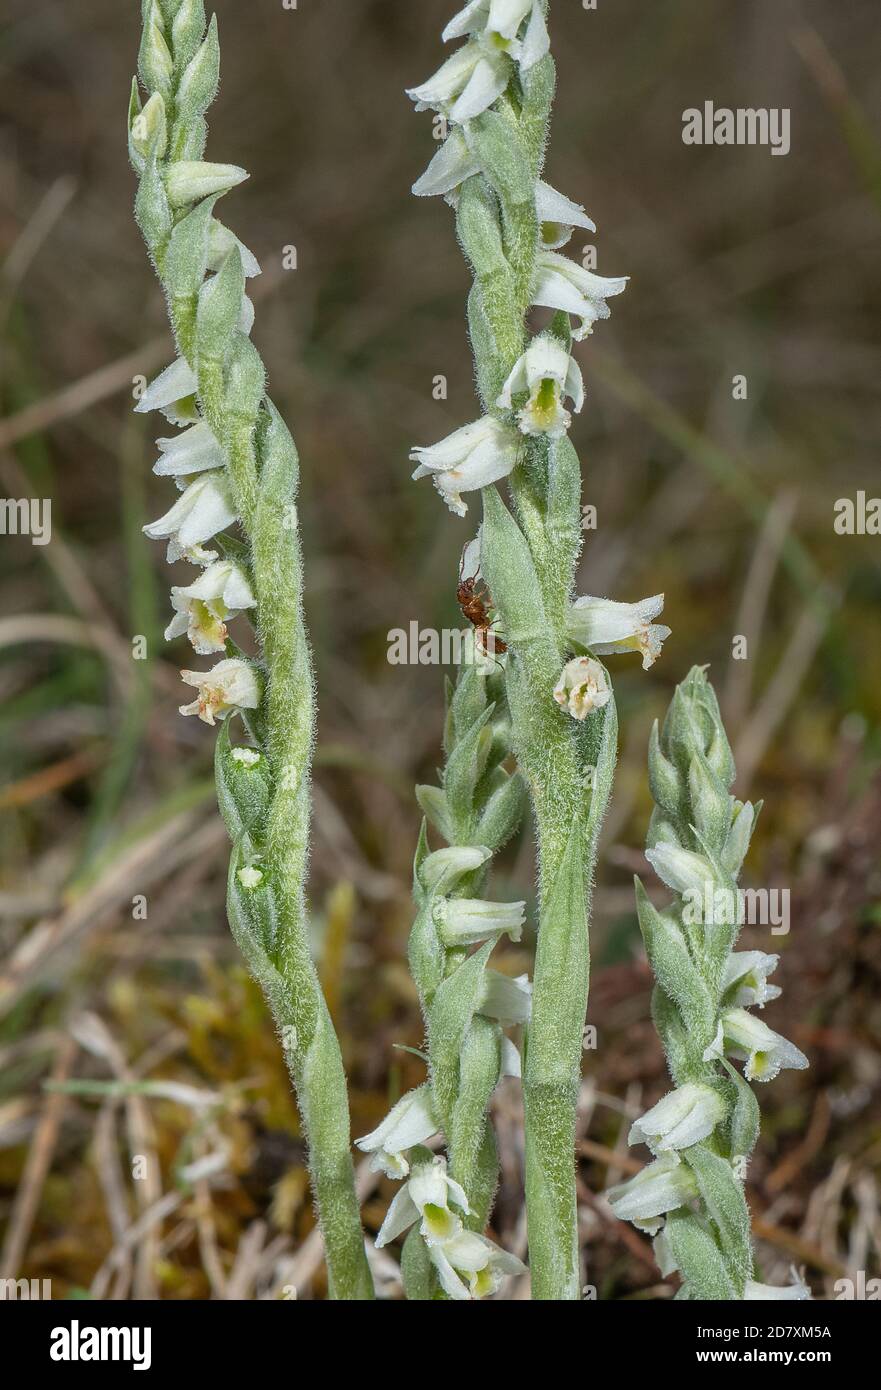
[124,1,808,1306]
[357,0,670,1299]
[128,0,373,1299]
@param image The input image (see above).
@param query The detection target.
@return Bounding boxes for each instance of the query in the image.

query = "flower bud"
[165,160,248,208]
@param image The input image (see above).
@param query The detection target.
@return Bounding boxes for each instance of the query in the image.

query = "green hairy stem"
[409,8,620,1297]
[129,0,372,1299]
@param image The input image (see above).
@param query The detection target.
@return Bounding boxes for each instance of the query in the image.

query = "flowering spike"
[130,1,373,1299]
[614,668,811,1300]
[406,0,623,1301]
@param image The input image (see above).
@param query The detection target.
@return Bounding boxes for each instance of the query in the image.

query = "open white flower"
[144,471,237,563]
[478,969,532,1025]
[412,128,482,198]
[434,896,525,946]
[406,41,509,125]
[355,1086,439,1180]
[135,356,199,426]
[497,333,584,438]
[410,416,519,516]
[629,1083,726,1156]
[645,842,712,899]
[722,952,782,1010]
[553,656,611,721]
[430,1228,526,1301]
[375,1154,470,1249]
[165,560,256,655]
[721,1007,808,1083]
[536,180,596,249]
[443,1,549,73]
[567,593,670,669]
[744,1267,810,1300]
[153,420,226,479]
[179,658,259,726]
[607,1154,698,1234]
[533,250,628,341]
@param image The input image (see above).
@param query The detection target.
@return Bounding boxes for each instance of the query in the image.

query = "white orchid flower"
[645,843,713,899]
[153,420,226,479]
[607,1154,699,1234]
[165,560,256,655]
[629,1083,726,1156]
[355,1086,439,1180]
[410,416,519,516]
[143,471,237,563]
[433,896,526,946]
[135,356,199,426]
[497,332,584,438]
[179,657,259,726]
[412,128,482,198]
[553,656,611,721]
[721,1007,808,1083]
[567,593,670,669]
[443,1,549,74]
[722,952,782,1010]
[744,1267,810,1300]
[430,1228,526,1301]
[533,249,628,340]
[536,180,597,249]
[478,969,532,1025]
[375,1154,470,1249]
[406,41,509,125]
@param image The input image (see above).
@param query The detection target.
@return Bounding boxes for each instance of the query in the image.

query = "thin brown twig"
[734,594,838,793]
[723,489,799,730]
[0,336,170,451]
[0,1034,78,1280]
[0,813,225,1019]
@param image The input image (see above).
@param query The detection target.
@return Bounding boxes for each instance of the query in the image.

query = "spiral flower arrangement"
[124,1,811,1305]
[388,0,669,1299]
[129,0,372,1300]
[608,667,809,1300]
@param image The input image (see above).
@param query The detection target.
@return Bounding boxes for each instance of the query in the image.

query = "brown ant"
[457,546,507,657]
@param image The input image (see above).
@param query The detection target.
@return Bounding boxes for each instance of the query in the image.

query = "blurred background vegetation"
[0,0,879,1299]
